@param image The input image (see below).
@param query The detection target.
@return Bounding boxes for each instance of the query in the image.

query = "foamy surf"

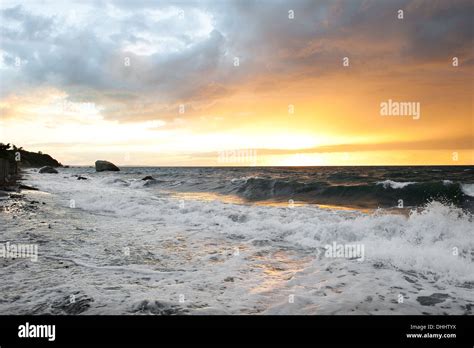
[461,183,474,197]
[376,180,416,189]
[0,168,472,315]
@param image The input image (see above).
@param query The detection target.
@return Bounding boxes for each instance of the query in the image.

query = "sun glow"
[0,1,472,166]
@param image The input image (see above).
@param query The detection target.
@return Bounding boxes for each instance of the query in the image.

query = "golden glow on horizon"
[1,76,472,166]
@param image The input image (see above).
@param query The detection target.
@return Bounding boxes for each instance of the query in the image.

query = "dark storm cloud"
[1,0,472,121]
[1,5,56,40]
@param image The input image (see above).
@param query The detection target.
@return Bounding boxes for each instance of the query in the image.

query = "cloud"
[190,135,474,160]
[0,0,472,127]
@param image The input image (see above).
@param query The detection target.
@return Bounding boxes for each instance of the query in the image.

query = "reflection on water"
[167,191,247,205]
[167,190,375,213]
[247,250,311,294]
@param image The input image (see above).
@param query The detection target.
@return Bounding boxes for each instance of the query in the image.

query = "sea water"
[0,166,472,314]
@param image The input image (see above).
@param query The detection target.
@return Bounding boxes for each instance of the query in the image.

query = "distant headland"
[0,143,62,168]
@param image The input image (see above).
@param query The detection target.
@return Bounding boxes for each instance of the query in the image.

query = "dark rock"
[416,293,450,306]
[38,166,58,174]
[76,176,87,180]
[19,184,39,191]
[95,160,120,172]
[141,176,155,181]
[7,147,62,168]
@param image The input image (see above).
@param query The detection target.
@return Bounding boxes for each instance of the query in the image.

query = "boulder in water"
[95,160,120,172]
[141,176,155,181]
[38,166,58,174]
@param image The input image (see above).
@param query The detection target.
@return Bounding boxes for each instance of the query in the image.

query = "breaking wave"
[230,177,473,208]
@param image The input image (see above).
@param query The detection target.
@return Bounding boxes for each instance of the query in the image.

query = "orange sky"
[0,0,473,166]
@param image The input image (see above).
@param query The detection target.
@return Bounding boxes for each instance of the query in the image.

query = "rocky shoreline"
[0,167,40,205]
[0,156,122,205]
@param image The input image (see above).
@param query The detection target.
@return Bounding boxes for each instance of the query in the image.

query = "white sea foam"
[3,169,472,315]
[28,171,474,278]
[461,183,474,197]
[230,175,262,183]
[376,180,416,189]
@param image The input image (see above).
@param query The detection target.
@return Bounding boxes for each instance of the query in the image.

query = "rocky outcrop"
[39,166,58,174]
[95,160,120,172]
[1,143,62,168]
[141,176,154,181]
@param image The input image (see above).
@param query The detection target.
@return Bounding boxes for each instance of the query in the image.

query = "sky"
[0,0,473,166]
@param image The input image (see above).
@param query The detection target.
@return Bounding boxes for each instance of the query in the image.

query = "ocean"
[1,166,473,314]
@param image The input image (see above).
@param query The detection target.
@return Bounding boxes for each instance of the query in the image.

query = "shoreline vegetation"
[0,144,123,202]
[0,143,62,195]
